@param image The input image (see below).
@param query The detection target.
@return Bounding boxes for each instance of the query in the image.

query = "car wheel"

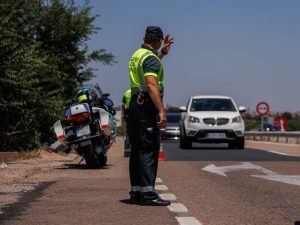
[180,127,192,149]
[228,141,235,149]
[228,137,245,149]
[235,137,245,149]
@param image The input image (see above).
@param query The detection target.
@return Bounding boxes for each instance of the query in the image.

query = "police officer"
[122,89,132,157]
[128,26,174,206]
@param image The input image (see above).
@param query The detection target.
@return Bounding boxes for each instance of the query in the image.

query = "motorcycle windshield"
[73,84,103,99]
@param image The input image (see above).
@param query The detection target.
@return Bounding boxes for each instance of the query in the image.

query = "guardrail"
[245,131,300,145]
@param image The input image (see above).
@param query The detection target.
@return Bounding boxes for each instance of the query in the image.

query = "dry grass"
[1,149,45,162]
[15,149,42,160]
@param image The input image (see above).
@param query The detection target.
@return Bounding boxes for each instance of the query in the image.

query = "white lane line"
[159,193,177,201]
[155,181,203,225]
[155,184,168,191]
[268,150,298,157]
[175,217,203,225]
[155,177,163,183]
[252,174,300,186]
[167,203,188,213]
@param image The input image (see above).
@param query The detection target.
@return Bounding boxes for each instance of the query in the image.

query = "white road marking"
[202,162,277,177]
[203,162,300,187]
[155,184,168,191]
[155,177,163,183]
[167,203,188,213]
[252,175,300,186]
[268,150,298,157]
[159,193,177,201]
[156,182,203,225]
[175,217,203,225]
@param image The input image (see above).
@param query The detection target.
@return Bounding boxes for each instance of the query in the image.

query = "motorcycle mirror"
[103,93,110,98]
[104,99,114,107]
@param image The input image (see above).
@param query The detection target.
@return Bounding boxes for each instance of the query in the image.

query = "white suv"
[179,95,246,149]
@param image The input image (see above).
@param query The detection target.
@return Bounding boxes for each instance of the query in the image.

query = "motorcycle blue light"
[82,87,91,92]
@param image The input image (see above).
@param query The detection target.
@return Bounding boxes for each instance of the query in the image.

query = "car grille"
[203,117,229,126]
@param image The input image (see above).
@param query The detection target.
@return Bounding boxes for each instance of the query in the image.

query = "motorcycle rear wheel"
[83,146,98,169]
[97,153,107,167]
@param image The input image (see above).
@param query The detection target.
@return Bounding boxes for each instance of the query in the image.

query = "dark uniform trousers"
[128,94,160,193]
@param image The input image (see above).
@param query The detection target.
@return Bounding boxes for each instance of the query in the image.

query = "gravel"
[0,150,79,214]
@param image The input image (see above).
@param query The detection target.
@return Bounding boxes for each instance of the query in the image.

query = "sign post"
[256,102,270,131]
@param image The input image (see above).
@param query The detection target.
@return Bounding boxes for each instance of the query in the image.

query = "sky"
[77,0,300,112]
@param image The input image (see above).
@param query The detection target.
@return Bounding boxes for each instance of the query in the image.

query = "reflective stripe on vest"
[137,51,152,92]
[130,86,164,95]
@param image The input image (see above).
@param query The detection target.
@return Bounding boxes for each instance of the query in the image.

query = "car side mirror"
[238,106,247,113]
[179,106,187,112]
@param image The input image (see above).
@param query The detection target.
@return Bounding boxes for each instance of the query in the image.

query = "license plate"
[207,133,226,139]
[76,125,90,137]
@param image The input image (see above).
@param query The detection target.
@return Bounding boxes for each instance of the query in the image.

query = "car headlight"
[188,116,200,123]
[232,116,242,123]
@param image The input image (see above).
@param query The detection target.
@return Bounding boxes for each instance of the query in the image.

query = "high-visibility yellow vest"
[77,89,88,103]
[129,48,164,94]
[123,89,132,109]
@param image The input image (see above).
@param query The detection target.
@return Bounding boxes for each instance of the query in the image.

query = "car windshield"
[167,114,181,123]
[190,98,236,112]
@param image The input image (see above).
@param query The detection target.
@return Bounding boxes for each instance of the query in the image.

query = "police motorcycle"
[53,84,116,168]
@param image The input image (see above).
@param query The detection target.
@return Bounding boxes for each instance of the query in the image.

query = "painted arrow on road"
[202,162,277,177]
[202,162,300,186]
[252,175,300,186]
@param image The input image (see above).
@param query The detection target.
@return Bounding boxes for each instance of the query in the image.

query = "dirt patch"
[0,149,79,215]
[0,152,18,162]
[0,149,43,163]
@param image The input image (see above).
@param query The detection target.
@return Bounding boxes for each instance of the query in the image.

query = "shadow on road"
[55,163,112,170]
[119,199,133,205]
[0,182,54,222]
[163,143,300,161]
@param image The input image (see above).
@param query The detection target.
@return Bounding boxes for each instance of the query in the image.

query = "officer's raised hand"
[160,34,174,56]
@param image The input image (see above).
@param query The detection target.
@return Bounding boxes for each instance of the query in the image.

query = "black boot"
[129,191,141,204]
[140,192,171,206]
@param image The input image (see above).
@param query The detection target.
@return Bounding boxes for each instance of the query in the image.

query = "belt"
[131,93,163,101]
[131,93,149,100]
[131,86,164,95]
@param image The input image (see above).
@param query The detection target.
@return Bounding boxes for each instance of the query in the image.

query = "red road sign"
[274,117,287,131]
[256,102,270,116]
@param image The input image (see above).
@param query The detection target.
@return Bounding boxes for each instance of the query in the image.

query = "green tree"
[0,0,115,150]
[282,112,293,120]
[287,119,300,131]
[0,1,66,150]
[35,0,115,97]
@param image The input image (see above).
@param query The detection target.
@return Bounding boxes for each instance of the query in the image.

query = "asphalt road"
[0,139,299,225]
[159,141,300,225]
